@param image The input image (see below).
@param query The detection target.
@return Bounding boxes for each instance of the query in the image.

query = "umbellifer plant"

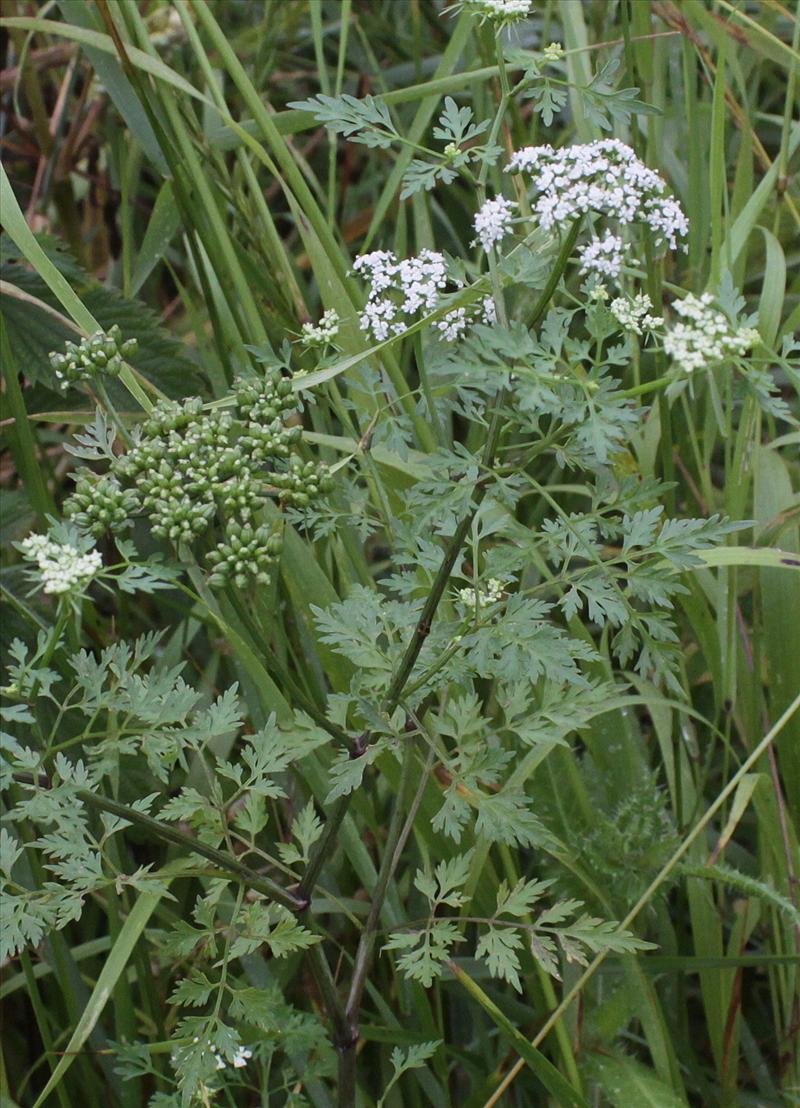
[1,1,798,1107]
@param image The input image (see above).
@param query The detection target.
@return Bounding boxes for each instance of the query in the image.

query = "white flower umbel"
[454,0,533,24]
[457,578,504,608]
[473,196,516,252]
[396,251,448,314]
[610,292,661,335]
[355,248,493,343]
[354,248,446,340]
[20,533,103,596]
[190,1037,252,1072]
[300,309,340,348]
[664,293,760,374]
[435,296,497,342]
[508,139,689,251]
[577,232,624,279]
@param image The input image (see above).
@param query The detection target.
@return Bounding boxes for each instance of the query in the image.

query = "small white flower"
[481,296,498,325]
[458,578,504,608]
[507,139,688,252]
[434,296,497,342]
[457,0,533,23]
[473,196,516,252]
[577,232,624,279]
[356,248,490,343]
[435,307,470,342]
[231,1047,252,1069]
[300,309,340,348]
[609,292,661,335]
[663,293,759,374]
[19,533,103,596]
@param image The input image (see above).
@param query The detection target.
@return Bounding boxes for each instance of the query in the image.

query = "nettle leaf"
[288,93,397,147]
[1,234,200,396]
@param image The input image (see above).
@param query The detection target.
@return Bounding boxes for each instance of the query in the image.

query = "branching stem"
[13,775,306,913]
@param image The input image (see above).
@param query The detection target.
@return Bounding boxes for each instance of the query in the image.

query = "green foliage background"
[0,1,798,1106]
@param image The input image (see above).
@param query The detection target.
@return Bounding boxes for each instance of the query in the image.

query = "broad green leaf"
[722,123,800,265]
[756,225,786,347]
[130,180,182,295]
[689,547,800,571]
[587,1053,689,1108]
[58,3,168,173]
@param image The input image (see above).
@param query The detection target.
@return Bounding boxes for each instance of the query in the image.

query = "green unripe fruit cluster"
[73,371,334,590]
[207,522,283,589]
[217,472,264,520]
[65,473,139,537]
[236,373,303,463]
[235,372,295,422]
[50,325,137,391]
[272,457,335,507]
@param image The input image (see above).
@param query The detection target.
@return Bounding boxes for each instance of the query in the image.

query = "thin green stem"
[14,776,305,913]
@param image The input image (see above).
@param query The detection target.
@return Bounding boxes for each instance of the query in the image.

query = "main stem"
[309,222,581,1106]
[335,736,417,1101]
[300,221,580,908]
[12,777,306,913]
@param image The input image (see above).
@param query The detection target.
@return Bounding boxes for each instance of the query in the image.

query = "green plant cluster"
[1,1,798,1107]
[49,324,137,391]
[65,374,333,588]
